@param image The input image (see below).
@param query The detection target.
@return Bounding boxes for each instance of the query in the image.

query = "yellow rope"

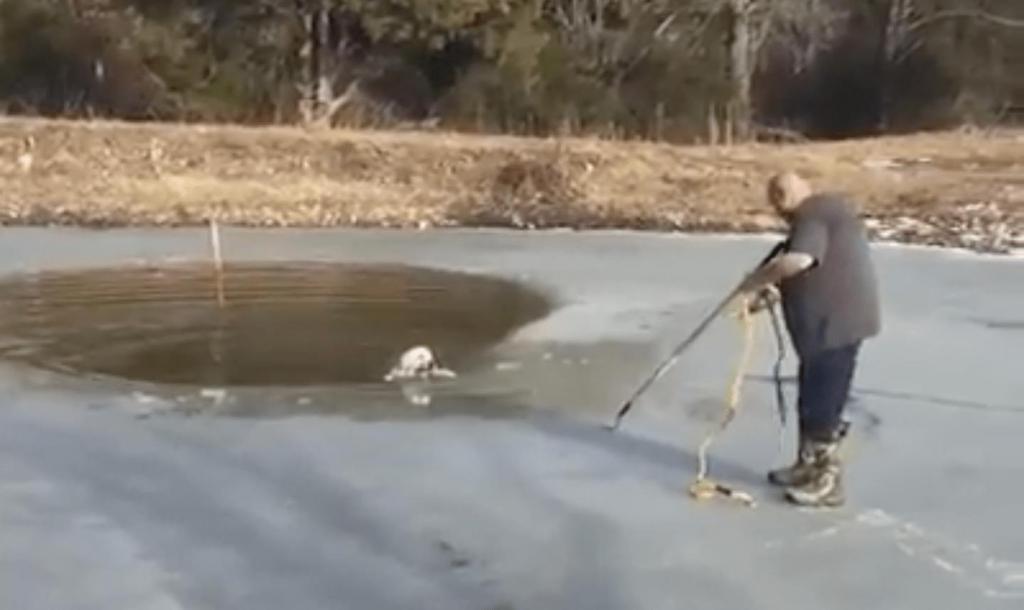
[687,292,759,508]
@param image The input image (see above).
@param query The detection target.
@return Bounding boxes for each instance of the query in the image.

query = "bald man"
[738,172,881,508]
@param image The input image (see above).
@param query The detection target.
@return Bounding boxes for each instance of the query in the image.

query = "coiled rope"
[687,290,784,508]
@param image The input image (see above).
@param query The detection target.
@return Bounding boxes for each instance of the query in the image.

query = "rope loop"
[687,292,759,508]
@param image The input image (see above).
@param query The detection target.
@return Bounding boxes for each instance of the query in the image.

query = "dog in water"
[383,346,456,407]
[383,345,456,383]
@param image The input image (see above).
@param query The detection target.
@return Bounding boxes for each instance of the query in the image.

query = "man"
[738,172,881,508]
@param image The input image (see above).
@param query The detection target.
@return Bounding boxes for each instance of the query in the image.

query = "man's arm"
[740,215,827,293]
[741,239,795,293]
[739,252,815,293]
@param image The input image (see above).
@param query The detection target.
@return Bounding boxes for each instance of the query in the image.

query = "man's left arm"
[740,252,815,292]
[739,219,826,293]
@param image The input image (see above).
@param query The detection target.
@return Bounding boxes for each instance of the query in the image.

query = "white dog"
[383,345,457,406]
[383,345,456,383]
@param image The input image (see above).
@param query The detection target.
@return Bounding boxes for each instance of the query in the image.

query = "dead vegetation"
[1,117,1022,252]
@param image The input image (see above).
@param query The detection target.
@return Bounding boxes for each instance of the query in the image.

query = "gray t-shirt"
[777,193,881,358]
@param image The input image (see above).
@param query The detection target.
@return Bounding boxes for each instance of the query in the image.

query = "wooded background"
[2,0,1022,141]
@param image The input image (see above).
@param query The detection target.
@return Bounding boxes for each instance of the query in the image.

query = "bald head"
[766,172,811,219]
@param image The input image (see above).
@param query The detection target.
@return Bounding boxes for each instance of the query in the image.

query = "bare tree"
[722,0,753,140]
[713,0,842,141]
[295,0,329,121]
[867,0,1024,130]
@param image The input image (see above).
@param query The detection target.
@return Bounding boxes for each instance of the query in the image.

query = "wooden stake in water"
[209,218,225,308]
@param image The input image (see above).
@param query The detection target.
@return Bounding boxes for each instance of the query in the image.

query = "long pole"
[209,218,225,308]
[606,284,742,431]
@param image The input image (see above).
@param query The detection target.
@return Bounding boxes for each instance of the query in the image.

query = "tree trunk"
[298,5,317,122]
[298,1,335,123]
[725,0,754,142]
[878,0,915,132]
[315,2,334,106]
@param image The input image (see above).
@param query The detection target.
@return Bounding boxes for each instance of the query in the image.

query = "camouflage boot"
[768,420,849,488]
[784,437,844,508]
[767,435,816,487]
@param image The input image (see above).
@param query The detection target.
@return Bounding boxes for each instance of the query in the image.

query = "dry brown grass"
[1,116,1023,250]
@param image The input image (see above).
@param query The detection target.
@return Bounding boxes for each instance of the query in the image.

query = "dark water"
[0,262,553,388]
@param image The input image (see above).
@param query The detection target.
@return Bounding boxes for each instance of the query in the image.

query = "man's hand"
[737,267,771,294]
[747,285,780,314]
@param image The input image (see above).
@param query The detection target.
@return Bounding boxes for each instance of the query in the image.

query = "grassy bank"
[1,117,1022,252]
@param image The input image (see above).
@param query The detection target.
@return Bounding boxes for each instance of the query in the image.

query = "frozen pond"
[1,228,1022,610]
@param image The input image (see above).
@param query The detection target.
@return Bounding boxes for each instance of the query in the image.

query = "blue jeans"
[797,342,861,441]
